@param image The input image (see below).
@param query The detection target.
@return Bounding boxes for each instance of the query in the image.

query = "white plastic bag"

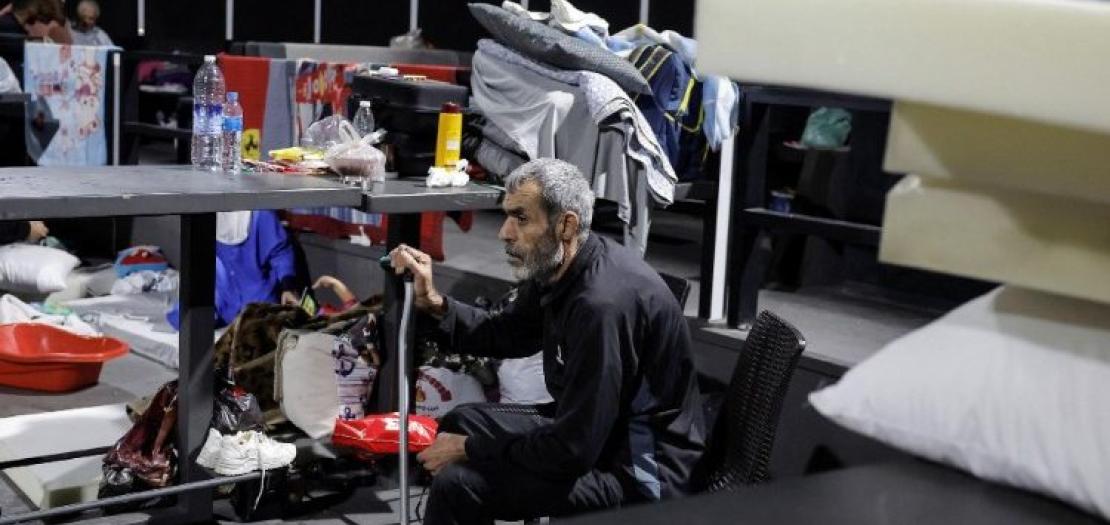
[325,138,386,182]
[304,115,387,183]
[415,366,487,419]
[302,115,359,151]
[498,352,552,404]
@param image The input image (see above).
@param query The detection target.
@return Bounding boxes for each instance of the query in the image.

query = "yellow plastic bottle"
[434,102,463,168]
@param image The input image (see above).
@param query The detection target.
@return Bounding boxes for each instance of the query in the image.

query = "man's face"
[77,3,97,29]
[499,180,564,282]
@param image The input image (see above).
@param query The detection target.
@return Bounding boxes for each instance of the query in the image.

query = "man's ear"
[561,213,580,242]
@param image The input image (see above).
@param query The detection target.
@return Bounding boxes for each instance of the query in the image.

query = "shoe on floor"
[196,428,224,470]
[214,430,296,476]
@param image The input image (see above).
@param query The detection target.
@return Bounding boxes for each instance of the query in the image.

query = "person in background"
[0,220,48,244]
[0,0,72,44]
[69,0,112,47]
[390,159,705,524]
[167,210,302,330]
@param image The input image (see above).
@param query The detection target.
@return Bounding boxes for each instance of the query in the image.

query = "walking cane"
[382,254,414,525]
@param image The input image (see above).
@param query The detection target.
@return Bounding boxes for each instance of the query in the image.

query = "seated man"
[389,158,705,524]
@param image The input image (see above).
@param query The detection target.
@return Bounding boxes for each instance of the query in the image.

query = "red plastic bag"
[332,413,438,455]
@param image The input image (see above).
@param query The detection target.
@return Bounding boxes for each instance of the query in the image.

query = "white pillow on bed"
[0,243,81,294]
[810,286,1110,520]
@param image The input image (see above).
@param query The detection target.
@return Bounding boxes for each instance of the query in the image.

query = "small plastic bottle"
[353,100,375,138]
[222,92,243,173]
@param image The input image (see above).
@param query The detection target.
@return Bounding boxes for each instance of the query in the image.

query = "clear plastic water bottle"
[352,100,375,138]
[222,92,243,173]
[190,55,226,171]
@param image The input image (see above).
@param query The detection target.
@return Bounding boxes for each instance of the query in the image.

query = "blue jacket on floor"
[167,210,297,330]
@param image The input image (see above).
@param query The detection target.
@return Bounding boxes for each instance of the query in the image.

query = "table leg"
[698,195,716,319]
[172,212,216,523]
[727,104,771,328]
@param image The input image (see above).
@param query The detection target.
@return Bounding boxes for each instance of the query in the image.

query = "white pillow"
[498,352,553,405]
[275,330,341,439]
[0,244,81,294]
[810,286,1110,520]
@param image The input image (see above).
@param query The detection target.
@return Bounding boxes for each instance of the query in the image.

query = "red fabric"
[218,54,269,136]
[293,61,356,143]
[390,63,470,85]
[218,54,271,160]
[319,298,360,317]
[333,413,438,455]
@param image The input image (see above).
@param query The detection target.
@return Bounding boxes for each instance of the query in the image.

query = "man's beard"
[506,230,564,283]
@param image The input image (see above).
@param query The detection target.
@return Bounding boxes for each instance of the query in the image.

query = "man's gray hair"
[504,158,595,242]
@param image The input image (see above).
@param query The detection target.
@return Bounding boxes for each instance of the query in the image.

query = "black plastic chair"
[696,310,806,492]
[659,272,692,311]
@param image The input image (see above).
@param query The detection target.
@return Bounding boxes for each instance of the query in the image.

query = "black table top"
[0,165,363,220]
[564,461,1102,525]
[359,178,503,214]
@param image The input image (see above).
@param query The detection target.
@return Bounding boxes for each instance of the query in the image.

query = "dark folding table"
[562,461,1102,525]
[0,165,362,524]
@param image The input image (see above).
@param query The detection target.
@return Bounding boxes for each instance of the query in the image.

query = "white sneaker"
[196,428,224,470]
[213,431,296,476]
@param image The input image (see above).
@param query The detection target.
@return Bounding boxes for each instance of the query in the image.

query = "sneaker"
[214,431,296,476]
[196,428,224,470]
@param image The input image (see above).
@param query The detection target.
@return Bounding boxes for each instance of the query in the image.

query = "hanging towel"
[218,54,270,161]
[292,60,356,146]
[24,43,113,166]
[219,55,297,158]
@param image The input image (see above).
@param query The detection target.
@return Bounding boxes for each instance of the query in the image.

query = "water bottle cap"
[359,100,372,108]
[227,92,239,102]
[204,55,216,63]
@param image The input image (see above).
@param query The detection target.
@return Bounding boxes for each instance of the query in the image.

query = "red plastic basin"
[0,324,129,392]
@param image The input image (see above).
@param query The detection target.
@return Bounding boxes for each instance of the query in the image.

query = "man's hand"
[26,221,48,243]
[417,432,468,476]
[389,244,446,317]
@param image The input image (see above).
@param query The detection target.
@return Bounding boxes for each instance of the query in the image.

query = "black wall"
[235,0,314,43]
[322,0,410,46]
[91,0,699,53]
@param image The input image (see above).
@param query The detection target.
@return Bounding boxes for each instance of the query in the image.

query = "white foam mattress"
[695,0,1110,134]
[880,176,1110,304]
[884,102,1110,205]
[0,405,131,509]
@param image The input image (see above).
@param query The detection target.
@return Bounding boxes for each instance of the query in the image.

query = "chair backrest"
[701,310,806,491]
[659,272,692,311]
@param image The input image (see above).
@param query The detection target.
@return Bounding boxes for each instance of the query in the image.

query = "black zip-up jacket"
[437,234,705,500]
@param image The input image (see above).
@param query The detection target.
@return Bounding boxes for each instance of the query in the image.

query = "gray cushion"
[469,3,651,95]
